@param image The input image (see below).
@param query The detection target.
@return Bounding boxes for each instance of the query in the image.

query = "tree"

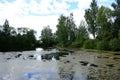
[56,13,76,46]
[73,20,88,47]
[96,6,112,40]
[66,13,77,42]
[0,19,37,51]
[56,15,68,46]
[84,0,98,39]
[77,21,88,40]
[3,19,11,36]
[26,29,36,49]
[111,0,120,38]
[41,26,54,48]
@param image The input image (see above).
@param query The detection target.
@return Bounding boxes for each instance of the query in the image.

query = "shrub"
[97,40,109,50]
[71,41,82,48]
[83,39,96,49]
[71,38,85,48]
[109,38,120,51]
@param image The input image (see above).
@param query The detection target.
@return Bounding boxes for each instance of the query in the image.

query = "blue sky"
[0,0,115,36]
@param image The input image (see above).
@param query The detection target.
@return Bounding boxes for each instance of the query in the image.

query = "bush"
[109,38,120,51]
[71,39,85,48]
[97,40,109,50]
[83,39,96,49]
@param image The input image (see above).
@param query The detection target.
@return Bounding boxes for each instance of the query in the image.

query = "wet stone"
[6,58,11,60]
[114,53,120,55]
[73,57,75,59]
[90,64,98,67]
[15,54,22,58]
[106,64,114,67]
[64,60,70,64]
[29,55,34,58]
[79,61,89,66]
[97,56,109,59]
[113,57,120,60]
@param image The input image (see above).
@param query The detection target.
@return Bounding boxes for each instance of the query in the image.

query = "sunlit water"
[0,49,120,80]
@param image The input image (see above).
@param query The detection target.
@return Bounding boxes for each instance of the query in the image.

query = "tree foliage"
[84,0,98,38]
[72,21,88,47]
[40,26,56,48]
[96,6,112,41]
[56,13,76,47]
[0,19,37,51]
[111,0,120,38]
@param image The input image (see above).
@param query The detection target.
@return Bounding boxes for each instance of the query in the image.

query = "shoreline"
[57,46,120,54]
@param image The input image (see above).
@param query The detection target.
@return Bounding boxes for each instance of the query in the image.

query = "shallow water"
[0,49,120,80]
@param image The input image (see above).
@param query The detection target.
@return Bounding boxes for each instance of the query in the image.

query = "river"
[0,48,120,80]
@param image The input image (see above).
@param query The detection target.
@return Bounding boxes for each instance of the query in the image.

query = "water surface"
[0,49,120,80]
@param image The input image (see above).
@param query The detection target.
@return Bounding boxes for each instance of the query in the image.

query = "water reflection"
[0,49,71,80]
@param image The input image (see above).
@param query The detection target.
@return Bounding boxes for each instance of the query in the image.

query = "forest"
[0,0,120,51]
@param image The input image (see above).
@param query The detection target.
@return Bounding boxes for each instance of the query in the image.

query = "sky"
[0,0,115,36]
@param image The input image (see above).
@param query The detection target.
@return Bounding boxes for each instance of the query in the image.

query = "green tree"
[3,19,11,36]
[84,0,98,39]
[56,15,68,46]
[66,13,77,43]
[111,0,120,38]
[56,13,76,46]
[72,20,88,47]
[0,19,37,51]
[26,29,36,49]
[41,26,54,48]
[96,6,112,40]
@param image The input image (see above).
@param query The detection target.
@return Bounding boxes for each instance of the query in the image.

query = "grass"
[57,46,120,54]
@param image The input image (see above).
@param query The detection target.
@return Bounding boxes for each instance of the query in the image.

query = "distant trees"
[1,0,120,51]
[40,26,56,48]
[38,0,120,51]
[56,13,77,47]
[0,19,37,51]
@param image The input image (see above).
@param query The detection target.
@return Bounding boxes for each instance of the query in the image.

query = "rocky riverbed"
[0,49,120,80]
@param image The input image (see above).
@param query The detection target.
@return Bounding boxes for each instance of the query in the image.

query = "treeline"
[40,0,120,51]
[0,19,37,51]
[0,0,120,51]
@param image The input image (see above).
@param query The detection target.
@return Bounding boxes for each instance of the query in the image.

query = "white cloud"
[0,0,114,37]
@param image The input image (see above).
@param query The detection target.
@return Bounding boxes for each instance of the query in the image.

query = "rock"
[90,64,98,67]
[114,53,120,55]
[106,64,114,67]
[97,56,102,58]
[64,60,70,64]
[29,55,34,58]
[113,57,120,60]
[15,54,22,58]
[97,56,109,59]
[69,50,74,53]
[6,58,11,60]
[79,61,89,66]
[73,57,75,59]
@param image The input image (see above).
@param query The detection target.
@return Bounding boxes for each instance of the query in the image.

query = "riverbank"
[57,46,120,54]
[59,49,120,80]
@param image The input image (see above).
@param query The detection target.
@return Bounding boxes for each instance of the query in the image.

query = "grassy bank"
[57,46,120,54]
